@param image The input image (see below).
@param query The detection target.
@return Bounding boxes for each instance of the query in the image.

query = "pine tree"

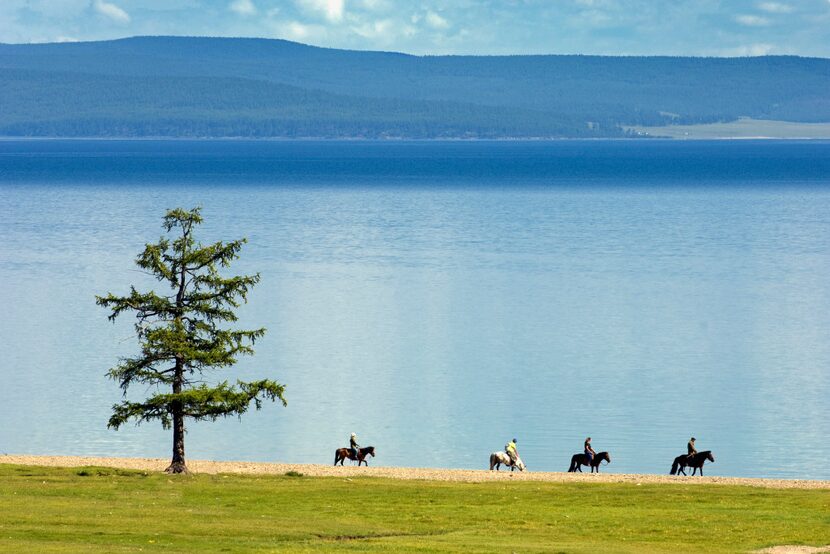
[97,207,285,474]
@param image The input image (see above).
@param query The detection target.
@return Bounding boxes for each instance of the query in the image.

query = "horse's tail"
[670,459,679,475]
[568,456,576,472]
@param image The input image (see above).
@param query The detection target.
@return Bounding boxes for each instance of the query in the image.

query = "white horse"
[489,451,526,471]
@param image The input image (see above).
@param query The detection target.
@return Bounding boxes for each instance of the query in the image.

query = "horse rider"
[584,437,596,463]
[349,432,360,460]
[687,437,697,460]
[505,438,519,466]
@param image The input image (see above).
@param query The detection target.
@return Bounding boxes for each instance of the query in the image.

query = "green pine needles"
[97,207,286,474]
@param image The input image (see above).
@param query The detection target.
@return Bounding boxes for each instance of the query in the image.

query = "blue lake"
[1,139,829,479]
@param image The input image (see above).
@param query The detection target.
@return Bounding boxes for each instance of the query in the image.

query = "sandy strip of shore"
[2,455,828,490]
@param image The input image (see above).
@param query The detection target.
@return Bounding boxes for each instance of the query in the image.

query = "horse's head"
[600,452,611,464]
[515,458,526,471]
[366,446,376,457]
[705,451,714,462]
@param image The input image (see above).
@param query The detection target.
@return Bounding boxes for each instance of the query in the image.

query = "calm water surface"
[1,140,829,479]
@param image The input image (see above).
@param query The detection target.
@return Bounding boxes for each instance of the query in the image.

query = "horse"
[568,451,611,472]
[670,450,714,476]
[489,451,526,471]
[334,446,376,467]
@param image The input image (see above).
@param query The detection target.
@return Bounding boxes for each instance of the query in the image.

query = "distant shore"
[626,117,830,139]
[1,135,829,141]
[3,454,827,490]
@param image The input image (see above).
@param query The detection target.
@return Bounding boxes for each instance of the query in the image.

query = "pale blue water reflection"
[1,140,828,479]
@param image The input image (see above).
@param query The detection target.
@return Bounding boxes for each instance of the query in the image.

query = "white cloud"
[721,43,775,56]
[757,2,792,13]
[425,11,449,29]
[286,21,310,39]
[357,0,391,11]
[272,19,328,41]
[576,8,613,26]
[229,0,257,16]
[296,0,344,22]
[93,0,130,24]
[735,14,770,26]
[351,18,393,39]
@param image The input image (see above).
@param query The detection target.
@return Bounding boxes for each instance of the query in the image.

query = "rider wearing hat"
[505,438,519,465]
[349,432,359,460]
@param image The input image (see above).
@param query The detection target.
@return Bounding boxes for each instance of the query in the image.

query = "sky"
[1,0,829,57]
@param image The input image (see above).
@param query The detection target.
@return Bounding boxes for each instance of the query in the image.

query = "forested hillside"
[1,36,828,138]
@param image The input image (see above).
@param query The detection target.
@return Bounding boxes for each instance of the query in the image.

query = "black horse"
[568,451,611,472]
[334,446,376,466]
[670,450,714,476]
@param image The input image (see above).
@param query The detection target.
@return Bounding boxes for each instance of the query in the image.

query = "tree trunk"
[165,357,188,474]
[165,408,187,474]
[166,226,191,475]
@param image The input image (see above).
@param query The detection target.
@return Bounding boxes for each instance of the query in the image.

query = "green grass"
[626,118,830,139]
[0,464,827,553]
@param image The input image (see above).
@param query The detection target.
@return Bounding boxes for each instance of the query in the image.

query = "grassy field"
[626,118,830,139]
[0,464,827,553]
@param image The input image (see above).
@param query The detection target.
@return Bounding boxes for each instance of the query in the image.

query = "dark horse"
[670,450,714,476]
[568,451,611,472]
[334,446,376,467]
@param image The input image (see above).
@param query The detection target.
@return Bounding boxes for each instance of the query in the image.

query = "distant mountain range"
[1,36,829,139]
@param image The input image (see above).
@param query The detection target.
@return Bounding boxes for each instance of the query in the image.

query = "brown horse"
[568,451,611,472]
[334,446,376,466]
[670,451,714,476]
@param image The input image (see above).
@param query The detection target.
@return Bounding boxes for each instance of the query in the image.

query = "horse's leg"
[699,466,703,476]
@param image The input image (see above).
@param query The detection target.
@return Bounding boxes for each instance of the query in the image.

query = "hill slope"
[1,36,829,138]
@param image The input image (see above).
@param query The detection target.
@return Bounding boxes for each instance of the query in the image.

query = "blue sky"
[1,0,829,56]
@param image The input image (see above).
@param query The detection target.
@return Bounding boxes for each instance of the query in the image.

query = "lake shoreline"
[2,135,830,142]
[3,454,828,489]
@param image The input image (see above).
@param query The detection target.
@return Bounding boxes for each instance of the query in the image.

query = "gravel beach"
[3,455,828,490]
